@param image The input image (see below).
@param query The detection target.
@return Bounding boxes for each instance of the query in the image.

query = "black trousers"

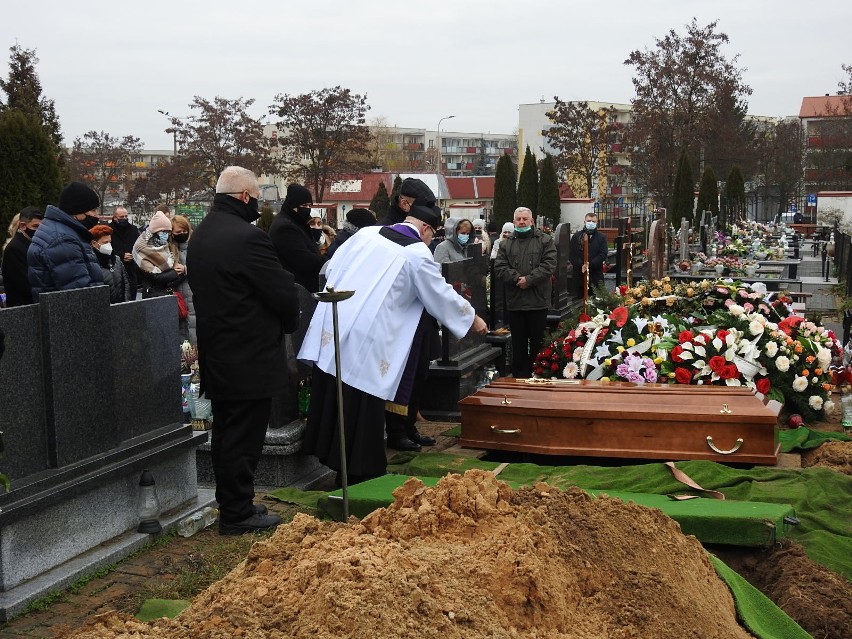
[210,397,271,524]
[385,337,431,441]
[508,309,548,378]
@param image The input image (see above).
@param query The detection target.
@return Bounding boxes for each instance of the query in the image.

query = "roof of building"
[444,176,495,200]
[799,95,852,118]
[326,173,394,202]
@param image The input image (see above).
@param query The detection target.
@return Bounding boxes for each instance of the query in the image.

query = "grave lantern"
[136,469,162,534]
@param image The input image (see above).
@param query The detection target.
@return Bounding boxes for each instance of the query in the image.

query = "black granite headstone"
[549,223,572,324]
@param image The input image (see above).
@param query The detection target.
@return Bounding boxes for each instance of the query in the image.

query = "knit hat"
[89,224,113,240]
[501,222,514,234]
[59,182,100,216]
[346,208,376,228]
[472,218,485,229]
[149,211,172,233]
[281,184,313,213]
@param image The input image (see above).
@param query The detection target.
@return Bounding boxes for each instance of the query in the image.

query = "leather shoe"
[253,503,268,515]
[387,436,421,452]
[410,431,436,446]
[218,512,282,536]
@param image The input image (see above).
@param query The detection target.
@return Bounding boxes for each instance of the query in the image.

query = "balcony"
[610,143,623,153]
[405,143,424,151]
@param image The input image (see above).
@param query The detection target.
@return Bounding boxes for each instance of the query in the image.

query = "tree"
[0,44,62,149]
[696,166,719,219]
[670,148,695,228]
[270,86,372,202]
[624,19,752,208]
[492,153,517,226]
[474,138,491,176]
[537,154,561,223]
[516,146,539,214]
[127,156,209,214]
[167,96,280,195]
[724,165,746,221]
[389,175,403,203]
[0,110,61,234]
[257,203,274,233]
[68,131,144,211]
[545,99,616,198]
[753,119,805,219]
[369,181,390,218]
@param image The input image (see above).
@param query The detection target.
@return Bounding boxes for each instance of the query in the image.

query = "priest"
[298,201,488,485]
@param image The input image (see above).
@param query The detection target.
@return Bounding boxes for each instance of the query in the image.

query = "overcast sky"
[2,0,850,150]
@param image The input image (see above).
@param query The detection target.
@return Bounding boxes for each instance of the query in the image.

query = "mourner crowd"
[0,169,608,535]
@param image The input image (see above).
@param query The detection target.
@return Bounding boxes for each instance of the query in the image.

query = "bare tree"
[624,18,752,207]
[545,99,617,198]
[270,86,372,202]
[68,131,143,211]
[166,96,280,194]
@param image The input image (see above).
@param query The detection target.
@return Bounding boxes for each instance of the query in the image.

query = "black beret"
[346,207,376,228]
[408,203,442,230]
[59,182,100,216]
[399,178,436,206]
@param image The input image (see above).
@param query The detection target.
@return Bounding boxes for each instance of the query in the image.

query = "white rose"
[749,320,764,336]
[765,341,778,357]
[792,376,808,392]
[729,304,745,317]
[816,348,832,369]
[776,356,790,372]
[824,400,835,413]
[808,395,824,410]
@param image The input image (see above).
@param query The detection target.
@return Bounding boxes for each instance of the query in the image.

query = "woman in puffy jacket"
[132,211,184,298]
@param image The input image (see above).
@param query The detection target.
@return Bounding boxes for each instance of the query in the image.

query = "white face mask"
[97,242,113,256]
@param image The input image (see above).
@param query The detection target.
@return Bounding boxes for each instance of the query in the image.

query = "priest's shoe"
[387,436,421,452]
[410,431,436,446]
[219,513,282,536]
[253,503,268,515]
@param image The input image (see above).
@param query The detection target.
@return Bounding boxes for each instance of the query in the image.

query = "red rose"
[609,306,629,327]
[542,347,553,358]
[677,330,694,344]
[709,356,726,373]
[618,285,628,295]
[719,364,739,380]
[579,313,591,323]
[756,378,771,394]
[671,345,685,363]
[674,367,692,384]
[551,363,559,371]
[716,329,729,342]
[596,328,610,343]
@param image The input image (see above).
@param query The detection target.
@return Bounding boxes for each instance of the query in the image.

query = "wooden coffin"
[459,379,781,465]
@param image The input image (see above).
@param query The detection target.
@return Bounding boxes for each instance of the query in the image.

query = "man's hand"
[516,276,529,289]
[174,263,186,275]
[469,315,488,336]
[581,264,588,273]
[123,252,133,262]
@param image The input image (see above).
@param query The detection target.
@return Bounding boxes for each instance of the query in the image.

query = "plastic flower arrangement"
[534,277,840,420]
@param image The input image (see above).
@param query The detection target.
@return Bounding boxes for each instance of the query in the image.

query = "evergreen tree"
[724,165,746,223]
[537,154,561,224]
[389,175,403,204]
[670,148,695,229]
[516,146,539,214]
[369,181,390,218]
[0,110,62,234]
[0,44,62,148]
[696,166,719,218]
[492,153,517,226]
[257,203,274,233]
[474,138,490,175]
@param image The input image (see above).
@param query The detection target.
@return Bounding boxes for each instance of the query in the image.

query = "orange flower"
[805,355,816,364]
[794,343,803,353]
[814,368,823,376]
[801,369,809,377]
[823,383,833,391]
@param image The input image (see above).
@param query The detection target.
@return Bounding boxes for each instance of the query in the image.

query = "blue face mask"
[585,221,597,232]
[514,225,532,234]
[457,233,470,245]
[157,231,170,243]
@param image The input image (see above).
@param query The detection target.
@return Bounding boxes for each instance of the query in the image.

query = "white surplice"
[298,225,475,401]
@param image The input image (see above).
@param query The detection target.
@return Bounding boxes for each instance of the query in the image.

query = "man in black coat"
[1,206,43,306]
[109,206,141,298]
[569,212,609,298]
[187,166,300,535]
[269,184,327,293]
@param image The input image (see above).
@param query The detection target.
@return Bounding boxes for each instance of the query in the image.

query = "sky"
[2,0,850,150]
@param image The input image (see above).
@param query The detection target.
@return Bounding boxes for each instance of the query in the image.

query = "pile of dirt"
[802,440,852,475]
[63,470,753,639]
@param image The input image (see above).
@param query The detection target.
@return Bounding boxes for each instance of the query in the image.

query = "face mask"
[457,233,470,245]
[585,221,597,232]
[23,227,38,238]
[514,225,532,234]
[310,228,323,243]
[246,197,260,220]
[173,233,189,244]
[296,206,313,223]
[114,219,129,227]
[81,215,99,230]
[97,242,113,256]
[157,231,170,243]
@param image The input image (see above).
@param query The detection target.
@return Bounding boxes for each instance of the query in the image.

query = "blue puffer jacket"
[27,205,103,299]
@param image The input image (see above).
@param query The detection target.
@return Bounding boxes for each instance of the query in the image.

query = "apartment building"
[799,95,852,195]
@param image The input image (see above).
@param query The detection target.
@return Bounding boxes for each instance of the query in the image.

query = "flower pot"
[744,266,757,277]
[691,262,702,274]
[715,264,725,275]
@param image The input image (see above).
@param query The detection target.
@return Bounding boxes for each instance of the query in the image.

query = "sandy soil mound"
[801,440,852,475]
[63,470,752,639]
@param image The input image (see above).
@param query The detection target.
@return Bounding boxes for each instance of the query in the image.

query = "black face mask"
[114,219,130,227]
[173,233,189,244]
[80,215,99,230]
[246,197,260,223]
[23,227,38,238]
[295,206,313,224]
[310,228,323,242]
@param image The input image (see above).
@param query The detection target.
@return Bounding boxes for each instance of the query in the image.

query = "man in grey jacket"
[494,207,557,377]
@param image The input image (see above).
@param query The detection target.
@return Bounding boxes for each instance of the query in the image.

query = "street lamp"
[436,115,455,176]
[157,109,177,156]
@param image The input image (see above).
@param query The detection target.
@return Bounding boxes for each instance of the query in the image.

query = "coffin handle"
[491,425,521,435]
[706,436,744,455]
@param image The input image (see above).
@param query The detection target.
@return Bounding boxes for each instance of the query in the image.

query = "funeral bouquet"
[534,277,839,420]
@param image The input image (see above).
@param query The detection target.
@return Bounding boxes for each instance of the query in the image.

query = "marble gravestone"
[548,223,574,325]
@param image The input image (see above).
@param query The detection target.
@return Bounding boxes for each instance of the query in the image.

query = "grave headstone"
[548,223,572,324]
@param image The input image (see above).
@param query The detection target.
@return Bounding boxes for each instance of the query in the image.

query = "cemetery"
[0,213,850,639]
